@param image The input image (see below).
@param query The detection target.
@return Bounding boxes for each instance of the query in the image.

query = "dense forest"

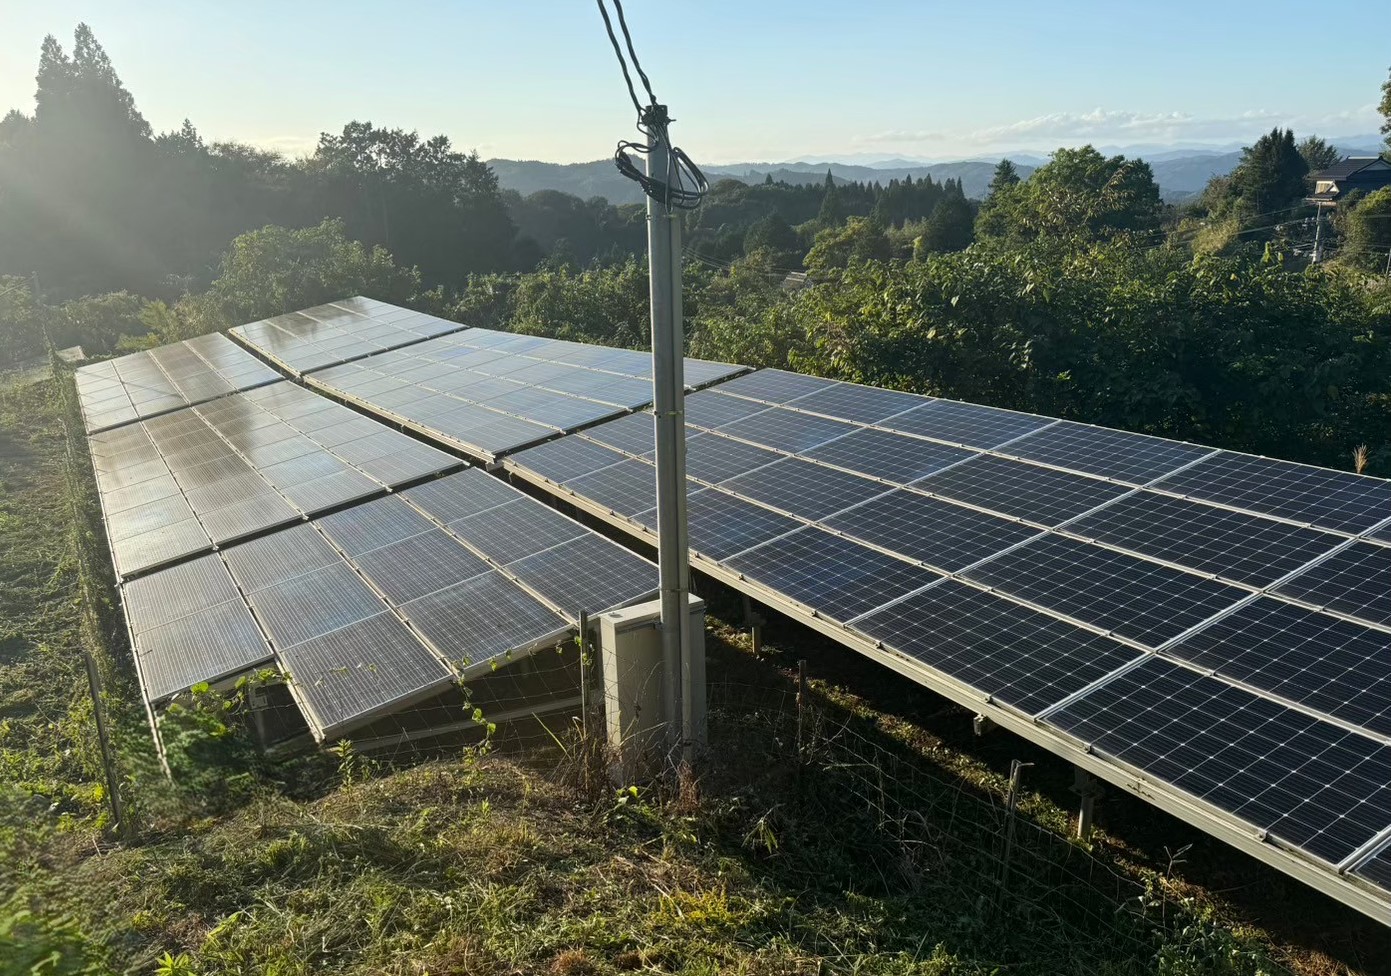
[3,26,1391,474]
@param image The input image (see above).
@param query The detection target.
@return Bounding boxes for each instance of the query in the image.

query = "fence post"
[997,759,1031,910]
[578,610,590,740]
[796,658,808,763]
[742,594,763,655]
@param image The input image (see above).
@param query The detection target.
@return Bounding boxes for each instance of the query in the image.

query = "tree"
[1380,65,1391,151]
[974,146,1162,244]
[1297,136,1340,174]
[1338,187,1391,271]
[169,219,421,338]
[1226,128,1308,220]
[987,159,1021,196]
[918,181,975,254]
[804,217,890,274]
[310,122,516,285]
[743,213,802,269]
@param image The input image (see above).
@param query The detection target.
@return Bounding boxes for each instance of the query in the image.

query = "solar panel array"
[74,332,281,433]
[504,368,1391,914]
[228,296,469,376]
[120,468,658,739]
[301,326,744,460]
[90,382,461,578]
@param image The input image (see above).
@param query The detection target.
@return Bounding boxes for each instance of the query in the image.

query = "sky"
[1,1,1388,164]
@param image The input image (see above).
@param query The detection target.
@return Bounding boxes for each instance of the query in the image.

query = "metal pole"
[578,610,590,740]
[1311,205,1323,263]
[644,107,693,768]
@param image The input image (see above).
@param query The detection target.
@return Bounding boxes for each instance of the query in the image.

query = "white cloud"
[852,105,1383,155]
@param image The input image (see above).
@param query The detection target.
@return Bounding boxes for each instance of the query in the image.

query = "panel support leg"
[1074,767,1102,841]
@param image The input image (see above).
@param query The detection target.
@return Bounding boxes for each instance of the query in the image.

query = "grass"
[0,370,1383,975]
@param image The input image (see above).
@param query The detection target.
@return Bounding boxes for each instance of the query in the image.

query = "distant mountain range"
[489,135,1385,204]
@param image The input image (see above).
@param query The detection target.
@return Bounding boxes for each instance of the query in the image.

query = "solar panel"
[1046,657,1391,865]
[715,368,841,404]
[133,598,271,702]
[1002,421,1214,485]
[802,427,974,485]
[1273,543,1391,626]
[503,435,629,484]
[964,535,1247,647]
[678,433,783,485]
[782,382,924,425]
[853,580,1143,716]
[712,407,858,454]
[400,571,568,669]
[246,563,385,648]
[315,496,438,557]
[445,497,586,564]
[635,487,801,562]
[1354,848,1391,889]
[684,390,770,430]
[290,315,738,459]
[398,467,518,524]
[1064,492,1345,587]
[719,457,892,521]
[1152,452,1391,535]
[229,298,472,376]
[75,333,280,433]
[506,534,659,616]
[350,529,493,604]
[727,527,941,623]
[823,490,1039,572]
[913,454,1131,527]
[564,459,657,518]
[122,553,241,634]
[882,400,1053,449]
[579,411,655,457]
[278,611,454,738]
[1162,598,1391,737]
[222,522,342,592]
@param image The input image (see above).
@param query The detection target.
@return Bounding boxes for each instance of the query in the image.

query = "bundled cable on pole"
[595,0,708,210]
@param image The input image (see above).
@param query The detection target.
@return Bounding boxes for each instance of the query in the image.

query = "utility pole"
[643,103,694,768]
[1311,206,1324,264]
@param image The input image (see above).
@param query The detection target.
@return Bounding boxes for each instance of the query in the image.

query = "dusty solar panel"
[75,333,281,434]
[506,534,659,617]
[400,571,569,670]
[132,597,271,703]
[294,311,741,460]
[229,297,472,376]
[279,611,455,739]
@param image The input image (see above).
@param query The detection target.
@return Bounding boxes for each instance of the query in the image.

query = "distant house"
[1306,156,1391,208]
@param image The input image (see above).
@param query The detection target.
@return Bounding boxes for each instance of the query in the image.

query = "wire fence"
[690,661,1296,975]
